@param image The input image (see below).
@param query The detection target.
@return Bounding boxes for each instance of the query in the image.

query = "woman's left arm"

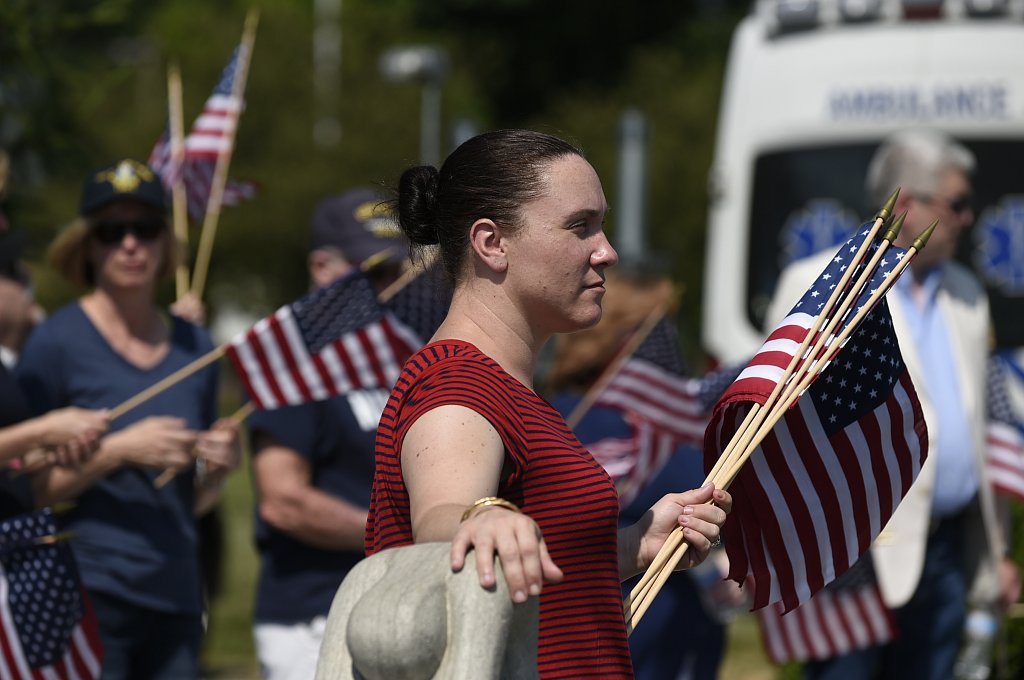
[617,484,732,581]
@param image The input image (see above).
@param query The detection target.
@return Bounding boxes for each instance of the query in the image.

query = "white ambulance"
[701,0,1024,364]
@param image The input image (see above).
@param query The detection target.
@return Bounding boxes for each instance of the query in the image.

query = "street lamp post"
[379,46,449,166]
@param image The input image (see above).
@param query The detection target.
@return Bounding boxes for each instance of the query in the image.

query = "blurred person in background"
[0,231,43,370]
[0,148,108,516]
[766,129,1020,680]
[247,188,407,680]
[15,159,241,680]
[544,266,744,680]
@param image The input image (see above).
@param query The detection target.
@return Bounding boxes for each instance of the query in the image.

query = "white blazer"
[766,250,1003,609]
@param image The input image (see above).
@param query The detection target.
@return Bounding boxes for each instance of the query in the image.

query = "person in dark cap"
[15,158,241,679]
[247,187,407,680]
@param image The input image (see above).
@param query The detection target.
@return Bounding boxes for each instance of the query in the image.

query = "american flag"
[226,270,422,410]
[705,224,928,613]
[589,320,744,505]
[593,318,705,503]
[383,265,450,344]
[986,352,1024,501]
[148,45,258,223]
[0,509,102,679]
[756,557,894,664]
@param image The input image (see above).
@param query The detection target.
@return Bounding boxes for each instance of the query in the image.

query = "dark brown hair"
[394,129,585,286]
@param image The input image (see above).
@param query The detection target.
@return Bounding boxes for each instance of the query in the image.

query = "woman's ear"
[468,218,508,273]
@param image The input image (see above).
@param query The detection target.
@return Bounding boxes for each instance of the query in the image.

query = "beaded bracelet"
[460,496,521,523]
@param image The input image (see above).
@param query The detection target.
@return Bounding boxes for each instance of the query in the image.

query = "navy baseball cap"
[79,159,166,216]
[309,188,408,267]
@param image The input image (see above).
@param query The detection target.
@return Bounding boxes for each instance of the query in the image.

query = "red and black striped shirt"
[366,340,633,678]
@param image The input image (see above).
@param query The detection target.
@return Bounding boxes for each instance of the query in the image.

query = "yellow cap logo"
[354,200,400,238]
[95,160,155,194]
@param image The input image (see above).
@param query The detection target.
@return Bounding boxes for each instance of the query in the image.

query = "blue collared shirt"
[893,266,978,518]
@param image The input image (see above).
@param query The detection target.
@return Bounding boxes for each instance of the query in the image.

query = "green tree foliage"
[5,0,745,365]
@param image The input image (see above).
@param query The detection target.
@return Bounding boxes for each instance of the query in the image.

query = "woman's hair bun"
[396,165,440,246]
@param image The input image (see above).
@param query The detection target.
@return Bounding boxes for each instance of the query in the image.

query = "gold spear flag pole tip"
[875,186,901,222]
[881,210,908,242]
[33,531,76,546]
[912,219,939,250]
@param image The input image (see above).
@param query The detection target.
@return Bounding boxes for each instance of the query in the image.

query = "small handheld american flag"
[705,224,928,613]
[0,509,102,679]
[985,352,1024,501]
[148,44,258,223]
[226,270,422,410]
[592,317,742,505]
[756,556,894,664]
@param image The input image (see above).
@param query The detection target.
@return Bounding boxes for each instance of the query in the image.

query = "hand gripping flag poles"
[625,189,934,633]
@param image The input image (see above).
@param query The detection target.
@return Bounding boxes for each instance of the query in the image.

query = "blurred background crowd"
[3,1,1024,679]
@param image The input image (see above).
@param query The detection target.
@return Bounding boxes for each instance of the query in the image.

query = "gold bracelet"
[460,496,521,523]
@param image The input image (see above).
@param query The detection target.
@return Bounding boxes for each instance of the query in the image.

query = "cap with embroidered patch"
[309,188,408,268]
[79,159,166,216]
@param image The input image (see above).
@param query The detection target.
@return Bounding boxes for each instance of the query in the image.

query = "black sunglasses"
[917,193,973,215]
[91,218,166,245]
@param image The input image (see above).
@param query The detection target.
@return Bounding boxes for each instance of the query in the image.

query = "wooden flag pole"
[565,299,673,430]
[150,253,435,487]
[627,221,908,629]
[625,190,902,630]
[626,225,930,627]
[15,344,227,480]
[152,401,256,489]
[708,212,904,498]
[168,63,190,300]
[190,8,260,302]
[718,221,930,487]
[625,200,894,619]
[109,346,227,421]
[377,251,439,304]
[628,219,934,633]
[693,202,900,509]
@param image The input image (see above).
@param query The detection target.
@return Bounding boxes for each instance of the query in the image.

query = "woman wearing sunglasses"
[15,159,240,679]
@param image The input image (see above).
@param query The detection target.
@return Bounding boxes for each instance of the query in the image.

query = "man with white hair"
[766,129,1020,680]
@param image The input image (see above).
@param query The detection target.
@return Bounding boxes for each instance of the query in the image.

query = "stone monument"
[315,542,539,679]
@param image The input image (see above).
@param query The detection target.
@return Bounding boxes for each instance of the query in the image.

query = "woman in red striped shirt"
[366,129,731,678]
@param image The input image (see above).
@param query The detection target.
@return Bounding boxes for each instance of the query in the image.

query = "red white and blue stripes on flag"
[756,557,894,664]
[593,319,707,504]
[591,318,743,506]
[148,44,258,223]
[985,351,1024,501]
[226,271,421,410]
[705,225,928,614]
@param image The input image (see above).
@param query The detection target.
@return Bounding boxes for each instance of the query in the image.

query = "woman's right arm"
[401,404,563,602]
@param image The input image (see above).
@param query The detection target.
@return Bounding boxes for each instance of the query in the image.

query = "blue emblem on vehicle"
[778,199,860,268]
[974,196,1024,294]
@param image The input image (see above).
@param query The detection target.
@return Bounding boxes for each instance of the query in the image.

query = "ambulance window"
[961,140,1024,348]
[744,139,1024,348]
[745,143,876,333]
